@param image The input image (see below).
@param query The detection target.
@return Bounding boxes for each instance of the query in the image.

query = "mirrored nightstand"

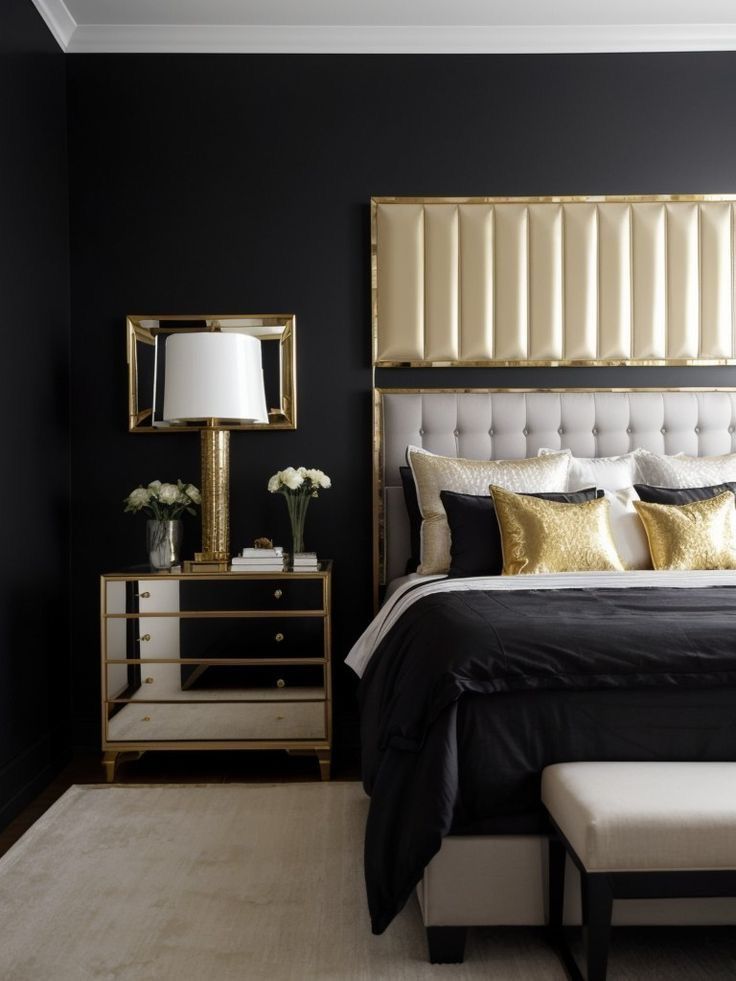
[100,563,332,781]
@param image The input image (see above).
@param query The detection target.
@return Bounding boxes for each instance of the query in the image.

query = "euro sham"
[538,447,641,491]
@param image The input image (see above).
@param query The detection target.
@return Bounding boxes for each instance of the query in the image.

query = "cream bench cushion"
[541,762,736,873]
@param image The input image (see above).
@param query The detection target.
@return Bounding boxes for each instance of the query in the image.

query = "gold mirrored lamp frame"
[127,314,297,432]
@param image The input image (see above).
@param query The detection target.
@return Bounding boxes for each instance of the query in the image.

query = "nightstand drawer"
[106,700,326,742]
[106,662,324,700]
[179,663,324,691]
[180,617,324,660]
[179,578,324,612]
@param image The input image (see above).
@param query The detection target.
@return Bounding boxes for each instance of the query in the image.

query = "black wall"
[0,0,70,820]
[65,53,736,760]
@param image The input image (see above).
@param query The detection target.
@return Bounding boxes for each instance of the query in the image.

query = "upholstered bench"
[541,762,736,981]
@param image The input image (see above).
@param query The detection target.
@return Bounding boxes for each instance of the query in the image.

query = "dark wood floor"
[0,749,359,860]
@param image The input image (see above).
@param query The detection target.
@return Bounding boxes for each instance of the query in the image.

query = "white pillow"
[406,446,571,575]
[636,449,736,488]
[603,487,651,570]
[539,448,641,491]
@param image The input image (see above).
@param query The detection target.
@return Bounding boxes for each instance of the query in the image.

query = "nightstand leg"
[316,750,331,781]
[103,750,144,782]
[102,751,118,783]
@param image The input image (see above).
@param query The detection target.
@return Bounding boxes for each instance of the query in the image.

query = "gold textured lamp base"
[185,427,231,573]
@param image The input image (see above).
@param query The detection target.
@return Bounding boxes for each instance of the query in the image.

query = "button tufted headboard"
[374,388,736,599]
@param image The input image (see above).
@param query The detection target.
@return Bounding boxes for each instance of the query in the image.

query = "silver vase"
[146,519,183,570]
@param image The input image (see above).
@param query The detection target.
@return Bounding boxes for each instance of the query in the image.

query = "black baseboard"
[72,713,100,751]
[0,731,71,831]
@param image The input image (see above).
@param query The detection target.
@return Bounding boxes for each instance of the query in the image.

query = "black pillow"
[399,466,422,574]
[634,482,736,506]
[441,487,603,578]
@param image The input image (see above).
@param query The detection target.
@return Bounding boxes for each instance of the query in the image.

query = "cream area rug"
[0,783,735,980]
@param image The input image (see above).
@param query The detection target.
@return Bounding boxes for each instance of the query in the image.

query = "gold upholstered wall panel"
[372,196,736,366]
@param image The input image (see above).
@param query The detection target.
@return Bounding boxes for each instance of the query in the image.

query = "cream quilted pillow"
[637,448,736,488]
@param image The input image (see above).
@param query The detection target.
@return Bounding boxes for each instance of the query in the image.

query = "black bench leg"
[581,873,613,981]
[548,835,567,934]
[426,926,467,963]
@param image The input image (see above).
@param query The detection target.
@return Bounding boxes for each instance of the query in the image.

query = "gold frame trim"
[105,659,326,666]
[127,313,297,432]
[372,386,736,609]
[370,194,736,368]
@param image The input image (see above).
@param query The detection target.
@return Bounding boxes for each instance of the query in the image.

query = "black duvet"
[358,584,736,934]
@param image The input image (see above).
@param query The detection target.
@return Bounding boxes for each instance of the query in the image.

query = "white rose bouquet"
[124,479,201,520]
[267,467,331,554]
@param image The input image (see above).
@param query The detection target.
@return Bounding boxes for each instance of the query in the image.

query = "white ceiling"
[32,0,736,54]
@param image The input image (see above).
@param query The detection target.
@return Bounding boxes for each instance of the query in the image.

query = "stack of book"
[292,551,319,571]
[231,546,285,572]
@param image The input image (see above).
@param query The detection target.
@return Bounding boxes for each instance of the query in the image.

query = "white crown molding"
[27,13,736,55]
[31,0,76,50]
[65,23,736,55]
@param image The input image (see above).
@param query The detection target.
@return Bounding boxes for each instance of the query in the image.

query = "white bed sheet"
[346,570,736,678]
[382,573,435,603]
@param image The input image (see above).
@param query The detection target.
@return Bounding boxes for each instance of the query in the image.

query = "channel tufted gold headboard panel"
[372,196,736,366]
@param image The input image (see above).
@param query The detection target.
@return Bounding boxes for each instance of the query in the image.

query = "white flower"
[126,487,150,510]
[268,466,331,494]
[125,477,199,518]
[158,483,180,504]
[280,467,305,490]
[305,468,331,489]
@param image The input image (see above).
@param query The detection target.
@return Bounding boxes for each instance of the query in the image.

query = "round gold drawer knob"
[142,716,150,722]
[274,632,284,643]
[137,591,151,599]
[273,589,283,600]
[144,677,154,684]
[276,715,284,721]
[276,678,286,688]
[138,634,151,643]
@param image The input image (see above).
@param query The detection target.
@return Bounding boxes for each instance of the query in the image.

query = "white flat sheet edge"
[345,570,736,677]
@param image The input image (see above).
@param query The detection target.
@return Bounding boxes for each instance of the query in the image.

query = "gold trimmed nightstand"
[100,563,332,781]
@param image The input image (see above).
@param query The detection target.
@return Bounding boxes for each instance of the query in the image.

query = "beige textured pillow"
[407,447,570,575]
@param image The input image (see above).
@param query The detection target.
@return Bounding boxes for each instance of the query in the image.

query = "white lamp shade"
[162,332,269,423]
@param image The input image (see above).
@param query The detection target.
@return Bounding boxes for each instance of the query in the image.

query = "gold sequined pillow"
[633,491,736,570]
[407,447,570,575]
[490,484,625,575]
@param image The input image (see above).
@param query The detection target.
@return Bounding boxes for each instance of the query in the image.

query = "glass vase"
[147,519,183,570]
[284,492,310,558]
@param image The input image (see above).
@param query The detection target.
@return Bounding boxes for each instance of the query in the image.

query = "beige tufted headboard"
[373,388,736,604]
[372,196,736,367]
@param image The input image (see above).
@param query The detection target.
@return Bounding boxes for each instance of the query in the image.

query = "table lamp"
[162,330,268,571]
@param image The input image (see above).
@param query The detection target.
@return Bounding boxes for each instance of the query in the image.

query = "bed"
[351,193,736,962]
